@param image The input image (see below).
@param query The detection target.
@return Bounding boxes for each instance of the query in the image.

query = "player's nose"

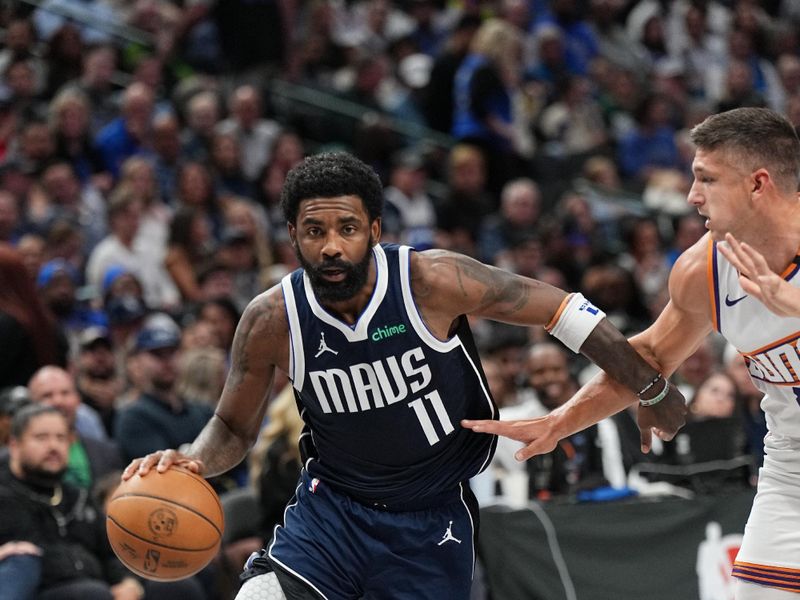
[321,232,343,257]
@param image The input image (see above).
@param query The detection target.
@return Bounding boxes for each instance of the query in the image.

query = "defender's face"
[289,195,380,303]
[688,149,753,241]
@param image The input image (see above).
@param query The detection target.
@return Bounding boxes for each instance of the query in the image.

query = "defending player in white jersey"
[464,107,800,599]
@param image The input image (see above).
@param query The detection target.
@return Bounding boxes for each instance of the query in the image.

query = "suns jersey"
[280,243,497,509]
[709,238,800,471]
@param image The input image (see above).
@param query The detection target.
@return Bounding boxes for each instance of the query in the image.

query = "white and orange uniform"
[710,239,800,593]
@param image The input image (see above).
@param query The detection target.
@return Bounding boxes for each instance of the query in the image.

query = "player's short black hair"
[281,152,384,224]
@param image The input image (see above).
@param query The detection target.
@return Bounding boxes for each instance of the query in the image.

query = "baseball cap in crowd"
[37,258,79,288]
[102,265,131,295]
[0,386,31,417]
[106,295,147,326]
[134,323,181,353]
[78,326,113,350]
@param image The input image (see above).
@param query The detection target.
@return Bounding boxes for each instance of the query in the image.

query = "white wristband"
[546,293,606,353]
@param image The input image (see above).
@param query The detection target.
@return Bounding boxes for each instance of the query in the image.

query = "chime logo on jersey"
[308,346,432,413]
[371,322,407,342]
[743,333,800,385]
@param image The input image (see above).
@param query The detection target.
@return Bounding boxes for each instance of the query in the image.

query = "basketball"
[106,466,225,581]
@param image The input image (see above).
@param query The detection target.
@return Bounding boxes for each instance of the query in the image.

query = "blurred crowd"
[0,0,792,597]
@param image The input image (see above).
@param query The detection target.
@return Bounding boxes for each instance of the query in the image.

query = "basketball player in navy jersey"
[465,107,800,599]
[123,152,686,599]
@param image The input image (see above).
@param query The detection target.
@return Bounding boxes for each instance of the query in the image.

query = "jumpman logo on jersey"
[315,332,338,358]
[437,521,461,546]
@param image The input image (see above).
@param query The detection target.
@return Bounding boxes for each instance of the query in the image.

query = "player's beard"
[297,238,374,303]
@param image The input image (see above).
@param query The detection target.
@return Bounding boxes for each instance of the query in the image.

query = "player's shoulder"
[239,284,289,344]
[669,233,712,305]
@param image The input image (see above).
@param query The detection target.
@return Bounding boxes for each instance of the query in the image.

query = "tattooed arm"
[123,287,290,479]
[410,250,686,450]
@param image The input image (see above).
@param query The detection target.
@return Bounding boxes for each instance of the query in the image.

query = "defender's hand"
[121,449,205,480]
[461,414,560,461]
[636,383,687,453]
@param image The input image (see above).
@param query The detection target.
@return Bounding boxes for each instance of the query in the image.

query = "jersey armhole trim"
[281,274,306,390]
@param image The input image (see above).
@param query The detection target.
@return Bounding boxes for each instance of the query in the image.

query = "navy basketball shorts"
[265,470,479,600]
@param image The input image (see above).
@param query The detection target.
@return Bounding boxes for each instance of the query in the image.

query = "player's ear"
[751,169,769,195]
[371,217,382,243]
[287,222,297,246]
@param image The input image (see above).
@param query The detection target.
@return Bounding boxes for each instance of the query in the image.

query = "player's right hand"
[636,382,687,453]
[121,449,205,480]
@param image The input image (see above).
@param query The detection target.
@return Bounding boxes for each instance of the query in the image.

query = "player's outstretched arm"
[459,238,713,460]
[718,232,800,317]
[123,287,288,480]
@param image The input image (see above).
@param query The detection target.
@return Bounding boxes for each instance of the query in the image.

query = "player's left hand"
[636,382,687,453]
[461,414,560,461]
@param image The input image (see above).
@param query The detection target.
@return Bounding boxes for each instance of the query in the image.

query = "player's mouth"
[320,269,346,282]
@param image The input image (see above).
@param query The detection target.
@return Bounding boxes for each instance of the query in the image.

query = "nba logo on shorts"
[696,521,742,600]
[309,478,320,493]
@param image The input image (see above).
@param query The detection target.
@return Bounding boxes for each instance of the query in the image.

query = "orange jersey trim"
[707,238,719,332]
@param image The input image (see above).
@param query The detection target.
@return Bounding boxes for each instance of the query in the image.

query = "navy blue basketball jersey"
[280,243,497,509]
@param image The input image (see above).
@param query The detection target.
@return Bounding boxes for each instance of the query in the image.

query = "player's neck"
[317,271,378,326]
[740,215,800,274]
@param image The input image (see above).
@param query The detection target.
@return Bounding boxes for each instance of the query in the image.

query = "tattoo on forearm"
[453,256,532,315]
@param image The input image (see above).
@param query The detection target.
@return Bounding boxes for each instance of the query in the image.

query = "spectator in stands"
[617,93,681,183]
[10,119,55,177]
[0,385,30,448]
[43,23,84,98]
[180,90,220,163]
[0,246,64,387]
[61,45,118,135]
[436,143,496,256]
[151,111,182,203]
[382,149,436,250]
[176,346,227,409]
[86,184,176,310]
[0,404,143,600]
[0,19,45,94]
[73,326,123,439]
[94,82,155,178]
[422,14,481,134]
[195,296,240,354]
[34,159,107,254]
[49,87,110,189]
[27,365,122,488]
[688,371,738,420]
[36,258,105,347]
[216,84,282,183]
[477,177,542,265]
[524,342,609,498]
[164,205,216,304]
[175,160,223,235]
[113,321,214,463]
[451,18,525,195]
[210,131,253,199]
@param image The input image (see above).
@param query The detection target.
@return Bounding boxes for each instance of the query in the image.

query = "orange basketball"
[106,466,225,581]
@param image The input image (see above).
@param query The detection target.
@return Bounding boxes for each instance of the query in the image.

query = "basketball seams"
[106,516,222,552]
[168,467,225,516]
[108,493,224,537]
